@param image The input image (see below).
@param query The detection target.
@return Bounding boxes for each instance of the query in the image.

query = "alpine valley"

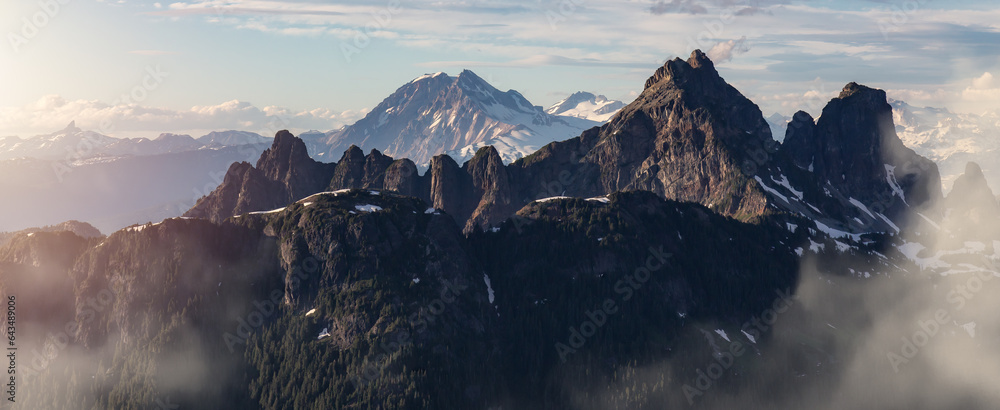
[4,51,1000,410]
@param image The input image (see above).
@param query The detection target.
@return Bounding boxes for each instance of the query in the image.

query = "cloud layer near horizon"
[5,0,1000,137]
[0,95,368,138]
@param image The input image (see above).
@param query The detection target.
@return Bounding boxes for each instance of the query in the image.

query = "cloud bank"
[0,96,368,138]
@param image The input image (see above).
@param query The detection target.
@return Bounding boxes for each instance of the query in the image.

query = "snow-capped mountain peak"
[317,70,600,165]
[455,70,539,120]
[545,91,625,122]
[0,121,117,161]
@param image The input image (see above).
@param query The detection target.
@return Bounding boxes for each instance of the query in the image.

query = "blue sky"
[2,0,1000,138]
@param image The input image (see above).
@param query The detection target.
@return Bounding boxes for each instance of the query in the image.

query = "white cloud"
[785,40,889,57]
[0,96,365,138]
[971,72,995,89]
[886,88,954,105]
[706,36,749,64]
[757,90,836,117]
[962,72,1000,111]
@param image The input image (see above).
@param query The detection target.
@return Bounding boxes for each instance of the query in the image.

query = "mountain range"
[0,125,270,232]
[0,73,622,234]
[890,99,1000,193]
[310,70,604,166]
[0,122,269,161]
[4,50,1000,409]
[188,51,940,235]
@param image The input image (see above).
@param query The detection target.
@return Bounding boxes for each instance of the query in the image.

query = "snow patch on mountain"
[354,204,383,213]
[411,72,446,83]
[753,176,789,203]
[714,329,730,342]
[536,196,572,203]
[484,274,495,304]
[883,164,909,205]
[248,207,287,215]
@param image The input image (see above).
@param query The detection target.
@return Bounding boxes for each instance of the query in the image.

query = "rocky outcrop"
[946,162,997,211]
[187,133,443,224]
[781,111,817,170]
[362,148,394,187]
[185,131,336,220]
[507,50,775,220]
[0,220,102,247]
[383,158,429,202]
[0,230,91,271]
[183,161,283,221]
[463,146,518,231]
[328,145,367,189]
[255,130,333,200]
[777,82,942,230]
[325,146,400,190]
[941,162,1000,238]
[429,154,470,219]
